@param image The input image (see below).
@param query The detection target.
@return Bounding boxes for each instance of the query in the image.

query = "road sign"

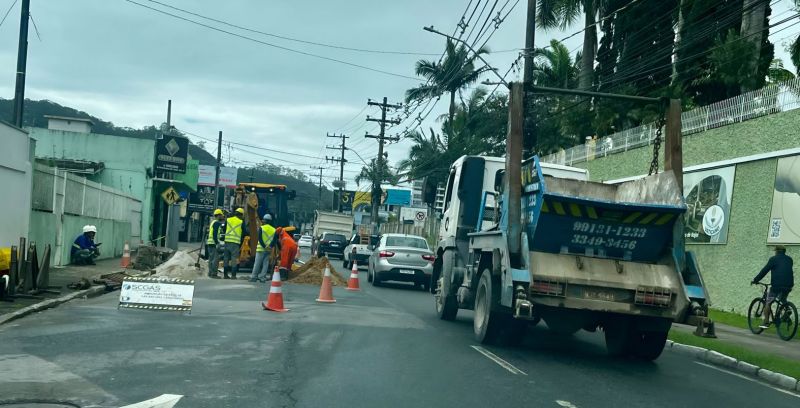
[119,277,195,312]
[161,186,180,205]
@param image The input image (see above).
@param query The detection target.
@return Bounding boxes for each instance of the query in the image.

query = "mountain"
[0,98,216,165]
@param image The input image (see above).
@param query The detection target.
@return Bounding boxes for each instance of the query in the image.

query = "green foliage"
[355,158,399,187]
[766,59,796,84]
[695,29,761,97]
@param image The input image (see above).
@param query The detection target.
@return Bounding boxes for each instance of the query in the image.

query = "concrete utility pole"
[11,0,31,127]
[311,166,325,210]
[214,131,222,209]
[325,133,349,213]
[365,97,401,233]
[522,0,537,151]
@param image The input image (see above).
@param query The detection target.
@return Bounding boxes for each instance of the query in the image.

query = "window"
[385,236,429,249]
[443,169,456,211]
[324,233,346,242]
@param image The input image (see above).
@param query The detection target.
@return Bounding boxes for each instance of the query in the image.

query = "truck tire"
[474,270,503,344]
[631,331,668,360]
[604,325,633,357]
[435,251,458,321]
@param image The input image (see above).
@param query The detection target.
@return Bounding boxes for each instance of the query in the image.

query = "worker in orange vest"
[273,227,298,280]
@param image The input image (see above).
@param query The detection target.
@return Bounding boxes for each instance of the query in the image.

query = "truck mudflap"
[522,157,686,263]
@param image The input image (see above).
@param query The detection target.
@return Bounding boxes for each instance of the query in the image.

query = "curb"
[0,286,107,326]
[666,340,800,393]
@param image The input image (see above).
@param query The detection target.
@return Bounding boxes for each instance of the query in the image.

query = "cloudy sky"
[0,0,796,189]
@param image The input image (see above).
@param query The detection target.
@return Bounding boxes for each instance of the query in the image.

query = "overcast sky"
[0,0,796,189]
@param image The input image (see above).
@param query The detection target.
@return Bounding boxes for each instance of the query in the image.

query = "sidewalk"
[0,257,123,320]
[673,321,800,362]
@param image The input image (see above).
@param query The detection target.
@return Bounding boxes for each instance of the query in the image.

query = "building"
[411,179,424,207]
[43,115,93,133]
[0,121,33,248]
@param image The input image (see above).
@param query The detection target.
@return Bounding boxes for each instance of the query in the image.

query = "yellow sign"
[353,191,372,210]
[161,186,180,205]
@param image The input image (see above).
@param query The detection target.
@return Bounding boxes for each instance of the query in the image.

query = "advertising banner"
[188,185,217,213]
[334,190,356,212]
[119,277,195,312]
[353,191,372,211]
[683,166,736,244]
[384,189,412,206]
[768,155,800,244]
[155,134,189,173]
[198,165,238,188]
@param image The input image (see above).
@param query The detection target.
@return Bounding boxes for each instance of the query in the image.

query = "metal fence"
[541,78,800,166]
[32,163,142,239]
[379,217,441,246]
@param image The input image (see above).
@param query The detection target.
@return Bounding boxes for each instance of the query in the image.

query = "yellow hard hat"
[235,208,244,215]
[213,209,224,216]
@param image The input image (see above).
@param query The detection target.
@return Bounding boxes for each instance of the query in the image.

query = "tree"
[792,0,800,74]
[405,39,490,124]
[536,0,601,91]
[766,59,796,84]
[355,158,399,187]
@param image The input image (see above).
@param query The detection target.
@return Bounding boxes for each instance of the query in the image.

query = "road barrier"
[263,266,289,312]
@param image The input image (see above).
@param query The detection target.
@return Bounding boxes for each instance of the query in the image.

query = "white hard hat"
[263,213,273,222]
[83,225,97,233]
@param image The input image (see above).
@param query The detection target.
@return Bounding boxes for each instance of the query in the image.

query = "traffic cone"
[316,266,336,303]
[346,261,360,291]
[120,242,131,268]
[262,266,289,312]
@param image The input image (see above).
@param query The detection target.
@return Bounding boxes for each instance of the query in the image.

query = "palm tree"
[536,0,600,91]
[355,158,399,187]
[792,1,800,74]
[766,59,796,84]
[406,39,490,124]
[532,39,581,88]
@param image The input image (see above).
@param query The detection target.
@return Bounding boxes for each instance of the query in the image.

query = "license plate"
[330,243,339,247]
[399,269,416,275]
[583,289,615,302]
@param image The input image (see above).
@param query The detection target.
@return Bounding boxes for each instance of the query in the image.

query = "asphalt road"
[1,248,798,407]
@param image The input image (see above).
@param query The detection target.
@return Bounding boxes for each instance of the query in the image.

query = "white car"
[343,233,378,269]
[297,235,313,248]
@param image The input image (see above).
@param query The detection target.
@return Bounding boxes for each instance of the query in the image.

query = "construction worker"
[250,213,276,282]
[223,208,246,279]
[206,209,225,279]
[273,227,298,280]
[71,225,100,265]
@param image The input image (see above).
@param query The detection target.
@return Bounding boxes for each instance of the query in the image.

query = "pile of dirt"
[152,250,204,280]
[287,256,347,286]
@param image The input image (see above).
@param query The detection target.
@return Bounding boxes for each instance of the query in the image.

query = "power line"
[0,0,17,29]
[122,0,419,81]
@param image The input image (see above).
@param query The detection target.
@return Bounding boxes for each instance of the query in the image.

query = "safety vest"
[256,224,276,253]
[206,219,220,245]
[224,216,243,244]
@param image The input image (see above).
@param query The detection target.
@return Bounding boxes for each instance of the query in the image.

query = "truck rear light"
[531,280,564,297]
[379,250,395,258]
[634,286,672,308]
[422,254,436,262]
[321,240,329,244]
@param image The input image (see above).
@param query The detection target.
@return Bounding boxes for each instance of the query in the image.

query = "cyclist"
[752,245,794,329]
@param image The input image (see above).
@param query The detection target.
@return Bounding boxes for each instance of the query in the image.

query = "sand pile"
[153,250,204,280]
[288,256,347,286]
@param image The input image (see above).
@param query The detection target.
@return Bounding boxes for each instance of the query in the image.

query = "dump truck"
[427,84,711,360]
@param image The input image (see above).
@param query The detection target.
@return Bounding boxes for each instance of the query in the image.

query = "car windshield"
[325,233,346,242]
[385,236,428,249]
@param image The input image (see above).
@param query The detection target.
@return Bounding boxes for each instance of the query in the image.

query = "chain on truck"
[424,83,714,361]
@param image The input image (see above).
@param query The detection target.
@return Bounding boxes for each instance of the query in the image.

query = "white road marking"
[556,400,578,408]
[694,362,800,398]
[120,394,183,408]
[471,345,527,375]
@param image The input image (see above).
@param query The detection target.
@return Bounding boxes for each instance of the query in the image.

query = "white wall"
[47,118,92,133]
[0,122,33,247]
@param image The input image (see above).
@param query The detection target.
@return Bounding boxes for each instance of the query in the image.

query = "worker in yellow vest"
[206,209,226,279]
[250,213,276,282]
[222,208,246,279]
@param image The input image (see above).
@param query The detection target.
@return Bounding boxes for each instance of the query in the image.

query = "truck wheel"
[631,331,668,360]
[343,259,348,268]
[434,251,458,321]
[604,326,633,357]
[474,270,503,344]
[367,264,373,283]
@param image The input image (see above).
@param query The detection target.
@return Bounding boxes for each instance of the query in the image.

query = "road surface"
[1,248,798,407]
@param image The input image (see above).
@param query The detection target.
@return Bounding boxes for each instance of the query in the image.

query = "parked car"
[367,233,434,291]
[297,235,313,248]
[343,233,379,269]
[318,232,348,258]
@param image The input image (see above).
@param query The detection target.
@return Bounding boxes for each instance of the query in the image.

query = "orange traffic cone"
[346,261,360,291]
[121,242,131,268]
[316,266,336,303]
[262,266,289,312]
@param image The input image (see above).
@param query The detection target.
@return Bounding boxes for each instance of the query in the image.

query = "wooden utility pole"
[365,97,401,232]
[11,0,30,127]
[506,83,524,267]
[214,131,223,209]
[326,133,349,213]
[522,0,537,151]
[664,99,683,191]
[311,166,325,210]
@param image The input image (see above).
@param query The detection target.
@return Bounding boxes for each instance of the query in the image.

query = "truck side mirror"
[422,177,437,204]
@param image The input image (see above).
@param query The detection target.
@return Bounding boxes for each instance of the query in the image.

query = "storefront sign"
[198,165,238,188]
[155,135,189,173]
[188,185,217,213]
[119,277,195,312]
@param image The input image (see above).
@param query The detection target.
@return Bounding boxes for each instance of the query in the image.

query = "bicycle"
[747,283,798,341]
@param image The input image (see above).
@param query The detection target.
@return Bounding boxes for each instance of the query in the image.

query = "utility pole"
[365,97,401,233]
[325,133,349,213]
[311,166,325,210]
[522,0,537,151]
[11,0,31,127]
[214,131,222,209]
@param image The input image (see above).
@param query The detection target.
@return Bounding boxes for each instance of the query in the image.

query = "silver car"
[367,233,435,290]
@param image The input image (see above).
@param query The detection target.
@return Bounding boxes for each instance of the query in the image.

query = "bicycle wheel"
[776,301,798,341]
[747,297,766,334]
